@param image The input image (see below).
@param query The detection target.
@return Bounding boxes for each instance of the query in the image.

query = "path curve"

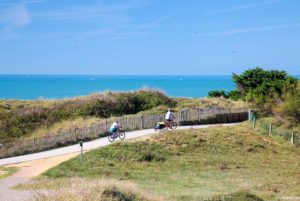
[0,123,239,166]
[0,123,240,201]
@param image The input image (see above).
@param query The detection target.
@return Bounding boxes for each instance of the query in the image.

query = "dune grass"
[0,89,247,144]
[19,123,300,200]
[138,97,247,115]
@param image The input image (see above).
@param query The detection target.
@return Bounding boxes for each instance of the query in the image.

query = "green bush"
[208,90,227,98]
[227,90,242,101]
[232,67,297,114]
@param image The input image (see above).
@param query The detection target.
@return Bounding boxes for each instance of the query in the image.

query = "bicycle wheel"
[119,131,125,140]
[171,122,177,130]
[108,134,115,142]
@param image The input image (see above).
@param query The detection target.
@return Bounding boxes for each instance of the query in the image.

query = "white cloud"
[34,0,146,22]
[0,3,31,26]
[207,23,300,36]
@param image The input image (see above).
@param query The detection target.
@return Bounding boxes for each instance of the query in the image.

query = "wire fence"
[249,110,299,146]
[0,107,248,159]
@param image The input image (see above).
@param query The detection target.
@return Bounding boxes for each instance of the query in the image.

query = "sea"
[0,75,299,100]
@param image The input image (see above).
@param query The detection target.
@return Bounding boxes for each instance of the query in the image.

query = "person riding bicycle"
[165,109,175,127]
[110,120,120,137]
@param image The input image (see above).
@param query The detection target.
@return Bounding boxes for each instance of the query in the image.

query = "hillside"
[18,123,300,201]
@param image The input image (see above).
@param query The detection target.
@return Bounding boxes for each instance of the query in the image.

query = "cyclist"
[109,120,120,137]
[165,109,175,128]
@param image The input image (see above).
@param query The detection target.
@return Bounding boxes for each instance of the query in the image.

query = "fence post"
[291,132,294,144]
[105,120,108,131]
[140,115,143,130]
[269,124,272,136]
[252,117,256,129]
[79,141,83,163]
[249,109,253,121]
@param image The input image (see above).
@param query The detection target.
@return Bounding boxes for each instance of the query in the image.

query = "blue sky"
[0,0,300,75]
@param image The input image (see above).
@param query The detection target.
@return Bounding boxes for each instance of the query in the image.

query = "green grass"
[27,123,300,201]
[253,117,300,146]
[0,166,17,179]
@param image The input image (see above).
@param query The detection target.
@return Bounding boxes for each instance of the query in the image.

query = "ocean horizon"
[1,75,299,100]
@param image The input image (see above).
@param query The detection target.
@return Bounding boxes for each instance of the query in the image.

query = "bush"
[232,67,297,114]
[232,67,294,96]
[227,90,242,101]
[208,90,227,98]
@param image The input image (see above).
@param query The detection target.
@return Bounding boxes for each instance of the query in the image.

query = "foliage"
[208,90,242,101]
[208,90,227,98]
[278,81,300,124]
[0,90,175,141]
[232,67,297,111]
[226,90,241,101]
[232,67,293,96]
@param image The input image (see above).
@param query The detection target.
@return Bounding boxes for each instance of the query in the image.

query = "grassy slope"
[22,123,300,201]
[254,117,300,146]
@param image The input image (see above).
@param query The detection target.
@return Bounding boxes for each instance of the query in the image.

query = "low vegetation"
[0,90,175,142]
[20,124,300,201]
[0,90,246,143]
[254,117,300,146]
[17,178,163,201]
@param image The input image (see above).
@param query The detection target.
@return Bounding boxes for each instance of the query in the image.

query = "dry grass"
[27,117,101,139]
[17,178,166,201]
[138,97,247,115]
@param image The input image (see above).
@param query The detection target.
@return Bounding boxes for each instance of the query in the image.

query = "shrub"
[227,90,242,101]
[208,90,227,98]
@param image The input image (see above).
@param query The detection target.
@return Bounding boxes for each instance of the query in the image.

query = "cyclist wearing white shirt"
[165,109,174,122]
[110,120,119,134]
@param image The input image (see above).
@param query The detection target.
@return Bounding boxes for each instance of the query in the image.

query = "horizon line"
[0,74,236,76]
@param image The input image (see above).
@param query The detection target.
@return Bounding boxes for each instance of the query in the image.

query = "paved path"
[0,123,239,166]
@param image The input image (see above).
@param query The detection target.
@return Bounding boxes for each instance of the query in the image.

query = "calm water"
[0,75,299,100]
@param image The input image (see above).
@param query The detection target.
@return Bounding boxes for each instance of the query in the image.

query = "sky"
[0,0,300,75]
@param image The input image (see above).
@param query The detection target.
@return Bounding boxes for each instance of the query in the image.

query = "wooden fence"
[0,107,248,159]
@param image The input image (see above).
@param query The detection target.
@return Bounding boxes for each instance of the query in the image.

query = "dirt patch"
[6,153,80,178]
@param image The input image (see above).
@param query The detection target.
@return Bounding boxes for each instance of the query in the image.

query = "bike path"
[0,123,239,166]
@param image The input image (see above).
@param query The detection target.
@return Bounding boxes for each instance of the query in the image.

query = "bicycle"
[108,130,126,142]
[154,119,177,131]
[165,119,177,130]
